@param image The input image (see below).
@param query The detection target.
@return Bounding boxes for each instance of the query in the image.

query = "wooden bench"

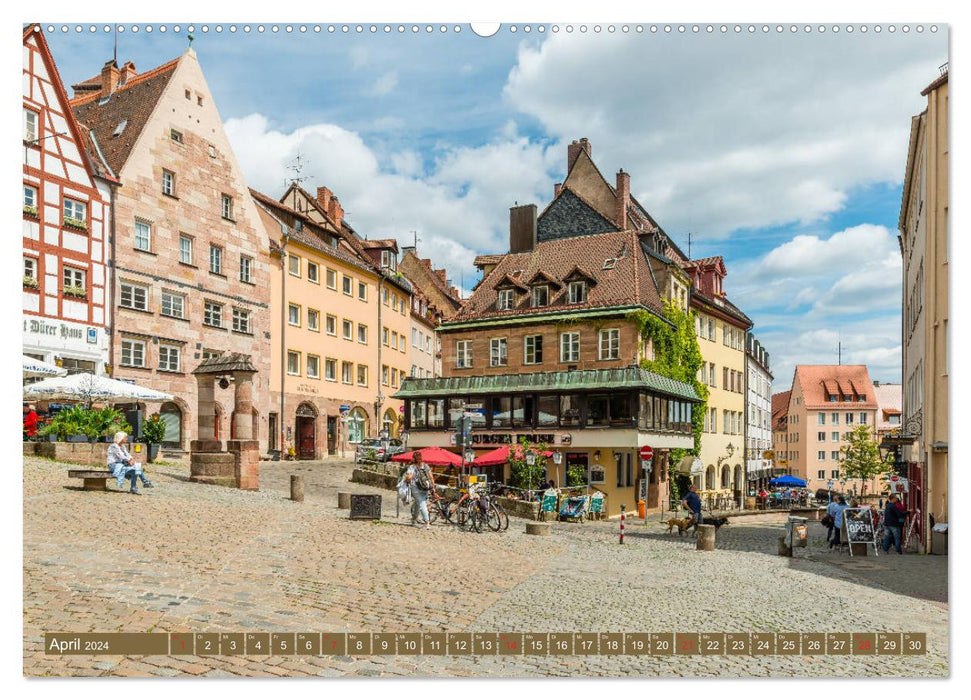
[68,469,114,491]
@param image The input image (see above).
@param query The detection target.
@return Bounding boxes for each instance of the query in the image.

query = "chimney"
[100,60,120,98]
[566,137,591,172]
[615,169,630,230]
[316,186,332,214]
[435,269,448,284]
[328,195,343,226]
[553,182,563,198]
[119,61,137,85]
[509,203,538,253]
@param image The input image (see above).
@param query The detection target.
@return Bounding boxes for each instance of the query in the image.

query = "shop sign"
[24,318,84,341]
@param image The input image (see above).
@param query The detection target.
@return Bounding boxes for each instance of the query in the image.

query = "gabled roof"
[793,365,878,409]
[23,25,104,185]
[771,391,791,421]
[563,264,598,284]
[525,269,562,288]
[493,273,528,291]
[70,55,181,175]
[450,228,664,323]
[360,238,398,251]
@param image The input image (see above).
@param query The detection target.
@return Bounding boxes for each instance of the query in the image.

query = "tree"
[838,425,892,497]
[508,437,549,492]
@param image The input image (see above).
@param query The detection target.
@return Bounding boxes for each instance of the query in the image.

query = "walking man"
[882,494,909,554]
[404,452,433,529]
[682,484,703,536]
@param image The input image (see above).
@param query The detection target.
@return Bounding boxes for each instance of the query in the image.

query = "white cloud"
[503,31,944,237]
[224,114,555,285]
[758,224,896,277]
[368,70,399,96]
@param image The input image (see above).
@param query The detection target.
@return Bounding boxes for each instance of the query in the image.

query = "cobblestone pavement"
[23,457,948,678]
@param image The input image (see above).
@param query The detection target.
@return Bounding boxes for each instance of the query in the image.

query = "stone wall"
[36,441,112,467]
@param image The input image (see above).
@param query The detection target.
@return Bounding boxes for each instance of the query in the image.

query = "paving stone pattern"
[23,457,948,677]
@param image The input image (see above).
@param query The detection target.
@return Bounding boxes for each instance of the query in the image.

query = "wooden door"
[297,416,316,460]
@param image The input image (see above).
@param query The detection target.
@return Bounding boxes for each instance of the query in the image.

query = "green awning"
[394,367,700,402]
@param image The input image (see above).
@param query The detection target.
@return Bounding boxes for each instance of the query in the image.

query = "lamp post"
[552,450,563,487]
[526,450,537,495]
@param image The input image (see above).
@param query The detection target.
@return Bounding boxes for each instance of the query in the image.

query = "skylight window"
[112,120,127,137]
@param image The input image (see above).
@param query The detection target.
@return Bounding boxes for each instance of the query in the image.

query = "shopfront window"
[427,399,445,429]
[659,397,668,431]
[512,396,534,428]
[560,395,582,427]
[609,394,633,425]
[587,394,608,427]
[410,400,427,429]
[491,396,511,428]
[537,395,558,427]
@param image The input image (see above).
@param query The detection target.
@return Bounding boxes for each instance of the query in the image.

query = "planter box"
[36,441,110,467]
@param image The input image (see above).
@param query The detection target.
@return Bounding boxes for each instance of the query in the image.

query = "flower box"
[63,217,87,231]
[23,276,39,289]
[23,205,38,218]
[63,285,87,299]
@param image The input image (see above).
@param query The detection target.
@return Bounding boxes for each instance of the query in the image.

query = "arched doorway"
[383,408,398,438]
[346,407,369,444]
[705,465,715,490]
[295,402,317,460]
[159,402,183,449]
[721,465,732,489]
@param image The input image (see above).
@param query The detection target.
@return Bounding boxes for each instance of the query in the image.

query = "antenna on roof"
[687,231,693,259]
[113,24,118,64]
[411,230,420,252]
[285,150,310,189]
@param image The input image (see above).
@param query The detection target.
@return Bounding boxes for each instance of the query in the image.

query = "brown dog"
[665,517,693,536]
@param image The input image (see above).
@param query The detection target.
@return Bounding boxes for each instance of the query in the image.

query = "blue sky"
[44,23,947,387]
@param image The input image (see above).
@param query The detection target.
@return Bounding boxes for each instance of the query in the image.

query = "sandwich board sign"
[842,507,878,557]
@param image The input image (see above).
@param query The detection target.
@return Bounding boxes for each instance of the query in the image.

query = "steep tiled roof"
[70,56,180,175]
[399,252,462,318]
[772,391,791,421]
[473,254,504,268]
[794,365,878,409]
[360,238,398,250]
[874,383,902,431]
[250,188,378,274]
[450,229,663,323]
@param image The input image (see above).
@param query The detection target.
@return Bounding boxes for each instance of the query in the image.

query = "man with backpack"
[882,494,909,554]
[405,452,433,529]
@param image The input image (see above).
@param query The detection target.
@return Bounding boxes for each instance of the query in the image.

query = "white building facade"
[745,333,773,489]
[23,26,112,376]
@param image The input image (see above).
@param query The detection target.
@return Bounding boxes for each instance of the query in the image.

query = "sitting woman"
[107,431,153,494]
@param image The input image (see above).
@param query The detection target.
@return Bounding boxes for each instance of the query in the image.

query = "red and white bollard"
[620,504,626,545]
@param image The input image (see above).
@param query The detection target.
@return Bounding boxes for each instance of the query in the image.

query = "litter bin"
[931,524,948,555]
[786,516,809,548]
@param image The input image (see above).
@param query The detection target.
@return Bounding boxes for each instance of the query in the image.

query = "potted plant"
[23,204,38,218]
[63,216,87,230]
[285,446,296,461]
[142,413,167,463]
[63,285,87,299]
[23,275,38,289]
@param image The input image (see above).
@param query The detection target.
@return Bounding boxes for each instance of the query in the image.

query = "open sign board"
[842,507,878,556]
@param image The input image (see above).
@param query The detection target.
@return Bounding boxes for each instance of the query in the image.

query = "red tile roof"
[793,365,878,409]
[70,56,181,175]
[772,391,791,420]
[452,229,663,322]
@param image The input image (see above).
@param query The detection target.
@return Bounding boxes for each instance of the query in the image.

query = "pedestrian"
[681,484,703,536]
[829,496,849,550]
[882,494,909,554]
[23,403,38,440]
[107,431,153,494]
[404,452,433,529]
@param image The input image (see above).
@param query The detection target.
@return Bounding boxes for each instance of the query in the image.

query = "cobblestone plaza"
[23,457,947,678]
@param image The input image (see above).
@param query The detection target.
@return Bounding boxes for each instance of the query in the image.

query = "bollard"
[337,491,351,509]
[290,475,304,502]
[620,504,626,544]
[696,524,716,551]
[525,522,552,536]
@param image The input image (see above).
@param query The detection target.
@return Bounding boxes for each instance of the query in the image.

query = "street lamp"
[526,450,537,494]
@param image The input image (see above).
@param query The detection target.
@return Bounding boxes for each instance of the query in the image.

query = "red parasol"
[391,446,463,467]
[473,444,554,467]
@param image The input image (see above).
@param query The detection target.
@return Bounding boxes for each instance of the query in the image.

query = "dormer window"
[568,281,586,304]
[532,285,549,308]
[381,250,396,270]
[497,289,515,311]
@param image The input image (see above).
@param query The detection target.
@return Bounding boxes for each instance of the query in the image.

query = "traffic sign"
[639,446,654,461]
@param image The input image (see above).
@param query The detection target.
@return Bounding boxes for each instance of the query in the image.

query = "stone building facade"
[22,25,112,376]
[71,48,271,452]
[899,66,948,552]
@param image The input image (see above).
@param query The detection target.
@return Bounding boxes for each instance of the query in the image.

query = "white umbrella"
[23,372,173,404]
[23,355,67,379]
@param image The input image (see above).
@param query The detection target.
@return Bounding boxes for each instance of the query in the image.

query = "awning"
[473,444,554,467]
[23,372,174,403]
[390,446,463,467]
[22,355,67,379]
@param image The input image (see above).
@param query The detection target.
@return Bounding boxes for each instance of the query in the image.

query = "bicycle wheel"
[467,505,483,533]
[494,503,510,531]
[443,498,461,524]
[485,502,502,532]
[427,498,441,525]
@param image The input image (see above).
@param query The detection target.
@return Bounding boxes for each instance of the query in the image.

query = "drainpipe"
[280,231,289,457]
[107,182,117,376]
[376,273,385,434]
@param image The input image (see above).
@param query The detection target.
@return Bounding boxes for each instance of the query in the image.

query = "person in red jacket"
[23,404,38,439]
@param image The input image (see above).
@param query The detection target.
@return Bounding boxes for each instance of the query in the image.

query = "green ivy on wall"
[627,301,708,459]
